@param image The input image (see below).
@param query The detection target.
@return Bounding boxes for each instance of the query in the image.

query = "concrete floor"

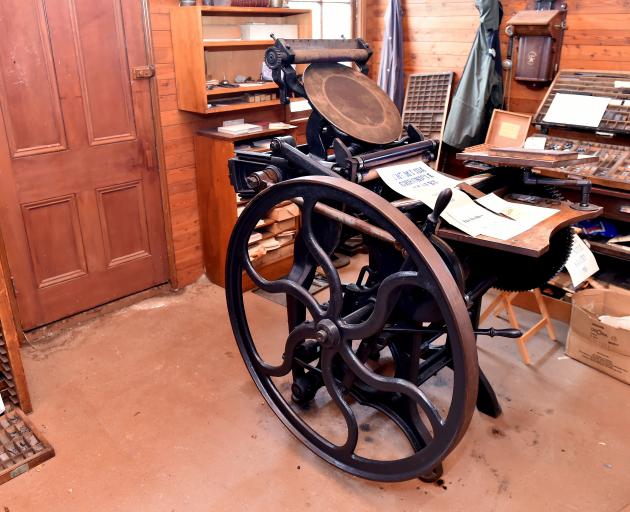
[2,277,630,512]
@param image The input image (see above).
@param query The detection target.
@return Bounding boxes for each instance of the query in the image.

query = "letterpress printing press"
[224,39,602,482]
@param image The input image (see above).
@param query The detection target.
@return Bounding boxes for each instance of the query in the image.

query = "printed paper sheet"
[377,159,559,240]
[543,93,610,128]
[565,234,599,287]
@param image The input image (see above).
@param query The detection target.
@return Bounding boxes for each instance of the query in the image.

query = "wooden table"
[437,200,602,257]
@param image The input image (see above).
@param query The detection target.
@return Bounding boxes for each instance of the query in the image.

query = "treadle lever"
[475,327,522,338]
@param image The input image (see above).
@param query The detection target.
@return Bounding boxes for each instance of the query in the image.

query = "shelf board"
[204,98,281,115]
[198,6,311,16]
[203,39,273,49]
[206,83,278,98]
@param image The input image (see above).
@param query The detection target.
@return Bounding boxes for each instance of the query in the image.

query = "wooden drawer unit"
[194,127,297,287]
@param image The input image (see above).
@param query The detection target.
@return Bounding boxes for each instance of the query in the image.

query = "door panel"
[0,0,67,157]
[21,195,88,288]
[96,181,151,267]
[68,0,137,145]
[0,0,168,329]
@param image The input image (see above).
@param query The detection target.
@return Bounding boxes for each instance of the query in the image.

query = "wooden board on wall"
[149,0,287,287]
[366,0,630,117]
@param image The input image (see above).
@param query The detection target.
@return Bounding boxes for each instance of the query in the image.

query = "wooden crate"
[463,109,532,153]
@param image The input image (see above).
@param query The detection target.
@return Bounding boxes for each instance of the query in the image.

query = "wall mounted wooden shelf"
[206,83,279,99]
[203,40,275,49]
[170,6,311,114]
[205,98,281,115]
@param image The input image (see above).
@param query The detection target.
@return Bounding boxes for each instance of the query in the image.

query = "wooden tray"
[0,406,55,485]
[457,151,599,168]
[488,147,579,162]
[534,70,630,134]
[402,72,454,140]
[0,341,18,409]
[534,136,630,191]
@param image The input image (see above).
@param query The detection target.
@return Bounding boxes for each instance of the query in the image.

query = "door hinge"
[131,65,155,80]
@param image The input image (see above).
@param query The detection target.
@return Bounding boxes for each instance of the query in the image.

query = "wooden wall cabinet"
[170,6,312,114]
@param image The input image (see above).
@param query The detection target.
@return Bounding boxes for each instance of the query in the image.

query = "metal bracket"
[131,65,155,80]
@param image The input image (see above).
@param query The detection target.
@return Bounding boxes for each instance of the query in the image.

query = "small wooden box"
[464,109,532,153]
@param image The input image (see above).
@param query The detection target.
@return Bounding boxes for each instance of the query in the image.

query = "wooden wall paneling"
[148,0,291,287]
[150,0,204,287]
[366,0,630,119]
[142,0,179,288]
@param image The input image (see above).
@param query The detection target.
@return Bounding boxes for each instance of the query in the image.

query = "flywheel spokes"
[225,176,479,481]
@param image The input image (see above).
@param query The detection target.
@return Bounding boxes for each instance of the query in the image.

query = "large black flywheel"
[225,176,479,482]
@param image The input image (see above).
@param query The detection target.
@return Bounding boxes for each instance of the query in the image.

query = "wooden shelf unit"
[203,39,276,49]
[0,225,31,413]
[194,126,298,288]
[170,6,311,114]
[206,82,278,98]
[202,98,281,115]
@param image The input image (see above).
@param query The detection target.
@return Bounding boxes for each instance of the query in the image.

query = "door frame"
[140,0,179,288]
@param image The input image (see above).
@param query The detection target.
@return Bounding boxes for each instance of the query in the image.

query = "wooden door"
[0,0,169,329]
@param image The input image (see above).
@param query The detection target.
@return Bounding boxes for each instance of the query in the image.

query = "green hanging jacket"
[442,0,504,150]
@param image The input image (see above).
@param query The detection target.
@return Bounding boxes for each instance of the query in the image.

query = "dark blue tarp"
[377,0,404,111]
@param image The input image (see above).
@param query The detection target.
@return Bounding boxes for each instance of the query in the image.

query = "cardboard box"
[566,289,630,385]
